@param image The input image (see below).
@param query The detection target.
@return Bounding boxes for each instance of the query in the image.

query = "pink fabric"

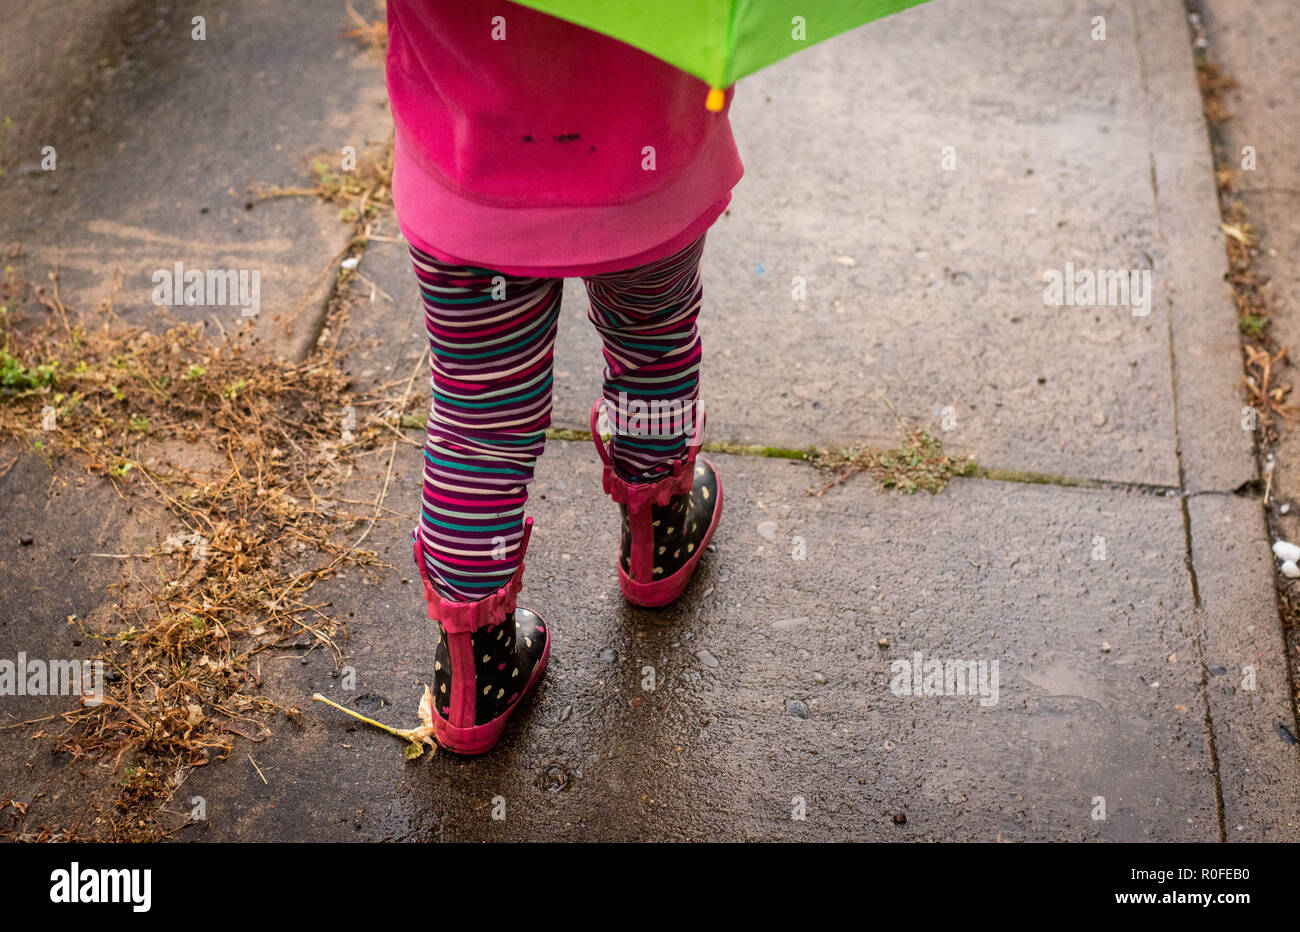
[590,399,701,510]
[385,0,744,277]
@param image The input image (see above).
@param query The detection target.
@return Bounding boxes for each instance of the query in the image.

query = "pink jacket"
[386,0,744,276]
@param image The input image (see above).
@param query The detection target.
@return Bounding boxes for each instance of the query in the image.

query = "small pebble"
[893,812,907,825]
[1273,540,1300,562]
[786,699,810,719]
[1281,503,1291,515]
[756,520,778,541]
[1101,641,1112,652]
[813,672,827,684]
[877,637,889,648]
[19,534,34,546]
[1282,561,1300,579]
[340,257,359,271]
[695,649,718,668]
[629,696,644,708]
[559,705,572,722]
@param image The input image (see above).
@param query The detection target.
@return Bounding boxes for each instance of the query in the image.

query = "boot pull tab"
[590,399,614,469]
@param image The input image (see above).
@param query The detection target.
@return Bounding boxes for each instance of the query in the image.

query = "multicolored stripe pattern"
[587,233,705,480]
[412,234,705,601]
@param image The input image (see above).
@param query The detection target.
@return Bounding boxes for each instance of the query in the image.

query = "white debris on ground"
[1271,540,1300,563]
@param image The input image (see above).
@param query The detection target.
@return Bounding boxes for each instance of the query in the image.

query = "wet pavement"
[1,0,1298,841]
[0,0,391,362]
[182,442,1220,842]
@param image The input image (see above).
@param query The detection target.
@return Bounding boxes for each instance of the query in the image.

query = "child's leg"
[410,244,562,602]
[583,234,706,480]
[583,234,720,608]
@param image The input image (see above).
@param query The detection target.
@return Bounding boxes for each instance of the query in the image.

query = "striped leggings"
[412,234,706,601]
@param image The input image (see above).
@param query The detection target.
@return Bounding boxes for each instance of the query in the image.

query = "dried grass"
[808,427,974,496]
[0,266,422,839]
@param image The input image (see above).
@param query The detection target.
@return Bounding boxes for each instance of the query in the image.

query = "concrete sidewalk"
[2,0,1297,840]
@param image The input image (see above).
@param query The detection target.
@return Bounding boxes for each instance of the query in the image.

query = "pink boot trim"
[413,517,546,749]
[591,400,718,606]
[616,461,723,607]
[413,517,532,634]
[590,399,704,511]
[432,639,549,755]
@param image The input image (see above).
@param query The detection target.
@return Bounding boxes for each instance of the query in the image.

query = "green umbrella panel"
[506,0,931,109]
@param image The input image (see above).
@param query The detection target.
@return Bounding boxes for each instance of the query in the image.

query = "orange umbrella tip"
[705,87,725,111]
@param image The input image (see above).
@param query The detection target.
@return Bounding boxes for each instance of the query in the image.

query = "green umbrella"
[509,0,931,109]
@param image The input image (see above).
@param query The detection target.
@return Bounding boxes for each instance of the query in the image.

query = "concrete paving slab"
[1,0,391,362]
[0,453,174,837]
[551,0,1204,487]
[332,222,428,401]
[1130,0,1256,494]
[1195,1,1300,837]
[1188,493,1300,840]
[0,0,141,160]
[178,440,1217,842]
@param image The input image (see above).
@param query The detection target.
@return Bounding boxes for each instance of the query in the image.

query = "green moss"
[0,350,58,393]
[1239,314,1268,336]
[700,440,811,460]
[971,466,1082,487]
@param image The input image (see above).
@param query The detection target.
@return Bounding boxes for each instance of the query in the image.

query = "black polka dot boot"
[412,517,549,755]
[590,400,722,607]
